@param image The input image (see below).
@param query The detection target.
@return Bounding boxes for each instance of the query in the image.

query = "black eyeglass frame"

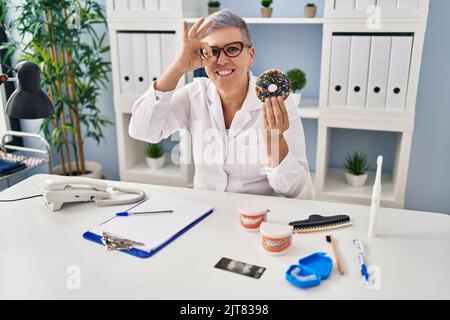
[200,41,252,60]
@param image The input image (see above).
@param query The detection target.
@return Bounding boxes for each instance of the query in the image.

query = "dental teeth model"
[239,207,269,231]
[260,222,293,255]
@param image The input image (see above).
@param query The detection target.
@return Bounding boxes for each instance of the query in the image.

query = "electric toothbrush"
[368,155,383,237]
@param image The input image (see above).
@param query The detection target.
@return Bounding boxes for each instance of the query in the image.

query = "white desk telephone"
[32,175,146,211]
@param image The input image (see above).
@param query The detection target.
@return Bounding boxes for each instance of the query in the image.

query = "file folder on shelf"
[146,33,163,84]
[347,36,371,109]
[355,0,376,10]
[377,0,398,8]
[334,0,355,10]
[114,0,129,11]
[117,32,134,95]
[83,193,214,259]
[128,0,144,10]
[159,0,176,11]
[366,36,392,110]
[386,36,413,111]
[131,33,150,95]
[144,0,159,11]
[397,0,420,8]
[328,35,351,108]
[160,33,177,73]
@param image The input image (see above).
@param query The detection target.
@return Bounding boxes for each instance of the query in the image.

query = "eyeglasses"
[200,41,252,60]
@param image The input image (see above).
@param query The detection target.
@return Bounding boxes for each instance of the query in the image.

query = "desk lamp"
[1,61,55,119]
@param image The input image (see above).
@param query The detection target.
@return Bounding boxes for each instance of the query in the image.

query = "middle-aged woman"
[129,10,311,198]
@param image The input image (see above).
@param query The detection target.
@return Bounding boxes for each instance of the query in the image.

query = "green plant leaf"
[6,0,111,170]
[145,142,165,158]
[286,68,307,92]
[344,151,369,175]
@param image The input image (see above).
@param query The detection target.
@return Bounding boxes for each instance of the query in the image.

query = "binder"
[131,33,150,95]
[366,36,392,110]
[114,0,129,11]
[117,32,135,95]
[160,33,177,73]
[398,0,419,8]
[377,0,398,8]
[334,0,355,9]
[83,193,214,259]
[146,33,162,83]
[355,0,376,10]
[347,36,371,109]
[328,36,351,108]
[386,36,413,111]
[144,0,159,11]
[128,0,144,10]
[159,0,175,11]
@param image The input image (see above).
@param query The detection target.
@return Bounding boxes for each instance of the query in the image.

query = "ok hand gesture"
[174,17,216,73]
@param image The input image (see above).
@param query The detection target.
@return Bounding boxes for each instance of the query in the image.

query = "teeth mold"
[259,221,293,255]
[239,207,269,231]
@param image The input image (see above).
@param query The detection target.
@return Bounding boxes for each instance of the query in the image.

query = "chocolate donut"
[255,69,291,102]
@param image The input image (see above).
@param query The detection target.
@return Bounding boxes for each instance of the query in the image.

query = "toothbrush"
[353,239,369,283]
[368,155,383,238]
[326,235,345,275]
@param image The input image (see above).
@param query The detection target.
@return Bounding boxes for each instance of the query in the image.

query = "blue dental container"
[285,252,333,288]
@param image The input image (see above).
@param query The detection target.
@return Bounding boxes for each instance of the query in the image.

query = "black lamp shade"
[6,61,55,119]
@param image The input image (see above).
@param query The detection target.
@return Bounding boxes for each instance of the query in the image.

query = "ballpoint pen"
[353,239,369,283]
[116,210,173,217]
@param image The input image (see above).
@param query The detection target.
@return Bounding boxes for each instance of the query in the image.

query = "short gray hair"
[202,9,253,46]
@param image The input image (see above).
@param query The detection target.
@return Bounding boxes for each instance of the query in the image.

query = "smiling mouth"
[216,69,235,77]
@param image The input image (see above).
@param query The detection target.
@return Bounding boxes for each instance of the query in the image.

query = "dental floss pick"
[368,155,383,237]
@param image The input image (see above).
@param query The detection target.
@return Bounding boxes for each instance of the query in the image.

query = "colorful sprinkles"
[255,69,291,102]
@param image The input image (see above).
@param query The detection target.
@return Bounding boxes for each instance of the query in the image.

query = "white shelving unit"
[299,98,320,119]
[314,0,429,208]
[106,0,203,187]
[107,0,429,208]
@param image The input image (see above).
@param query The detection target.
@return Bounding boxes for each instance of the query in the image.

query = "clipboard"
[83,193,214,259]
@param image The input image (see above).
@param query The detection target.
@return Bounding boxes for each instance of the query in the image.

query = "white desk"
[1,174,449,299]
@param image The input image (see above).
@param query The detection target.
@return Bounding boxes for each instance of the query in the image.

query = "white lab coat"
[129,72,311,198]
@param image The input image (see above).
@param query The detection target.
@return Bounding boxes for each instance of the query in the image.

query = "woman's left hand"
[263,96,289,137]
[262,96,290,166]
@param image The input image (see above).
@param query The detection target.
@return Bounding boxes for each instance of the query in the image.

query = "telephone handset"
[35,175,146,212]
[44,177,108,192]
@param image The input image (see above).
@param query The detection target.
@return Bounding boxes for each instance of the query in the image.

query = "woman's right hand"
[173,17,216,73]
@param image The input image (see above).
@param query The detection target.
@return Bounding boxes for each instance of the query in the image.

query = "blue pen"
[116,210,173,217]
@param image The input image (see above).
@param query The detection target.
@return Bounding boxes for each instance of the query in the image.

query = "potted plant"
[261,0,273,18]
[286,68,307,107]
[5,1,111,178]
[344,151,369,187]
[207,1,221,15]
[145,142,165,170]
[304,3,317,18]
